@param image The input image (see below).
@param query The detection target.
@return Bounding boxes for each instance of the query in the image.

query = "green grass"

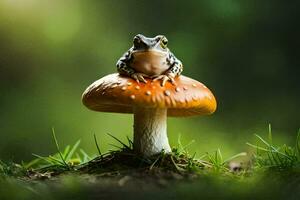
[1,125,299,180]
[1,126,300,200]
[26,128,92,174]
[22,130,247,178]
[247,125,300,170]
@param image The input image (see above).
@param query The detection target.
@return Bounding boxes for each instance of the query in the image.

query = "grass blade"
[182,140,195,151]
[254,134,290,158]
[65,140,81,162]
[247,142,275,152]
[217,149,223,164]
[49,156,68,165]
[177,134,183,151]
[80,149,91,163]
[94,134,102,156]
[106,133,130,149]
[24,158,40,169]
[268,124,273,144]
[255,134,271,147]
[32,154,64,166]
[223,152,247,164]
[31,154,53,165]
[126,136,133,148]
[62,145,70,159]
[52,128,69,168]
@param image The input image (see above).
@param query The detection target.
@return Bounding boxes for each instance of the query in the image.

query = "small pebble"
[118,176,131,187]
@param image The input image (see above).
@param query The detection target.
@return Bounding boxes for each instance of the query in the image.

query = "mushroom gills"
[133,107,171,156]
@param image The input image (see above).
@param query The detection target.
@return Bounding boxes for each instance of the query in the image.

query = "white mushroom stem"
[133,107,171,157]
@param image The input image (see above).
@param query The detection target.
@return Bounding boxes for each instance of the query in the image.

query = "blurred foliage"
[0,0,299,161]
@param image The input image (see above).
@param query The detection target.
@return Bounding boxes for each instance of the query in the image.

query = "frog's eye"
[161,37,168,48]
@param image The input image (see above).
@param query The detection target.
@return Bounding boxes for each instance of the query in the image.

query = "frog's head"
[132,34,169,53]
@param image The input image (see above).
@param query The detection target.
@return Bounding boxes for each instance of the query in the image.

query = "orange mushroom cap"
[82,73,217,117]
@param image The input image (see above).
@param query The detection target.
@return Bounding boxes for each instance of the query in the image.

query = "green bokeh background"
[0,0,298,162]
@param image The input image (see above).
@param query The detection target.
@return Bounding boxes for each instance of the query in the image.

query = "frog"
[116,34,183,86]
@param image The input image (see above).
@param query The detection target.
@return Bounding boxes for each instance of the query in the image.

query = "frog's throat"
[133,106,171,156]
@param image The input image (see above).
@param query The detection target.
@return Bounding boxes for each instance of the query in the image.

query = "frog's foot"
[152,73,176,86]
[131,73,149,83]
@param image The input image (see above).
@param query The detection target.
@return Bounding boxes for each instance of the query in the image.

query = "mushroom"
[82,73,217,157]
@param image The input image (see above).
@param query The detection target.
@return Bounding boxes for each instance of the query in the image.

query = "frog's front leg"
[153,73,176,86]
[116,51,149,83]
[153,53,183,86]
[117,50,135,76]
[117,61,149,83]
